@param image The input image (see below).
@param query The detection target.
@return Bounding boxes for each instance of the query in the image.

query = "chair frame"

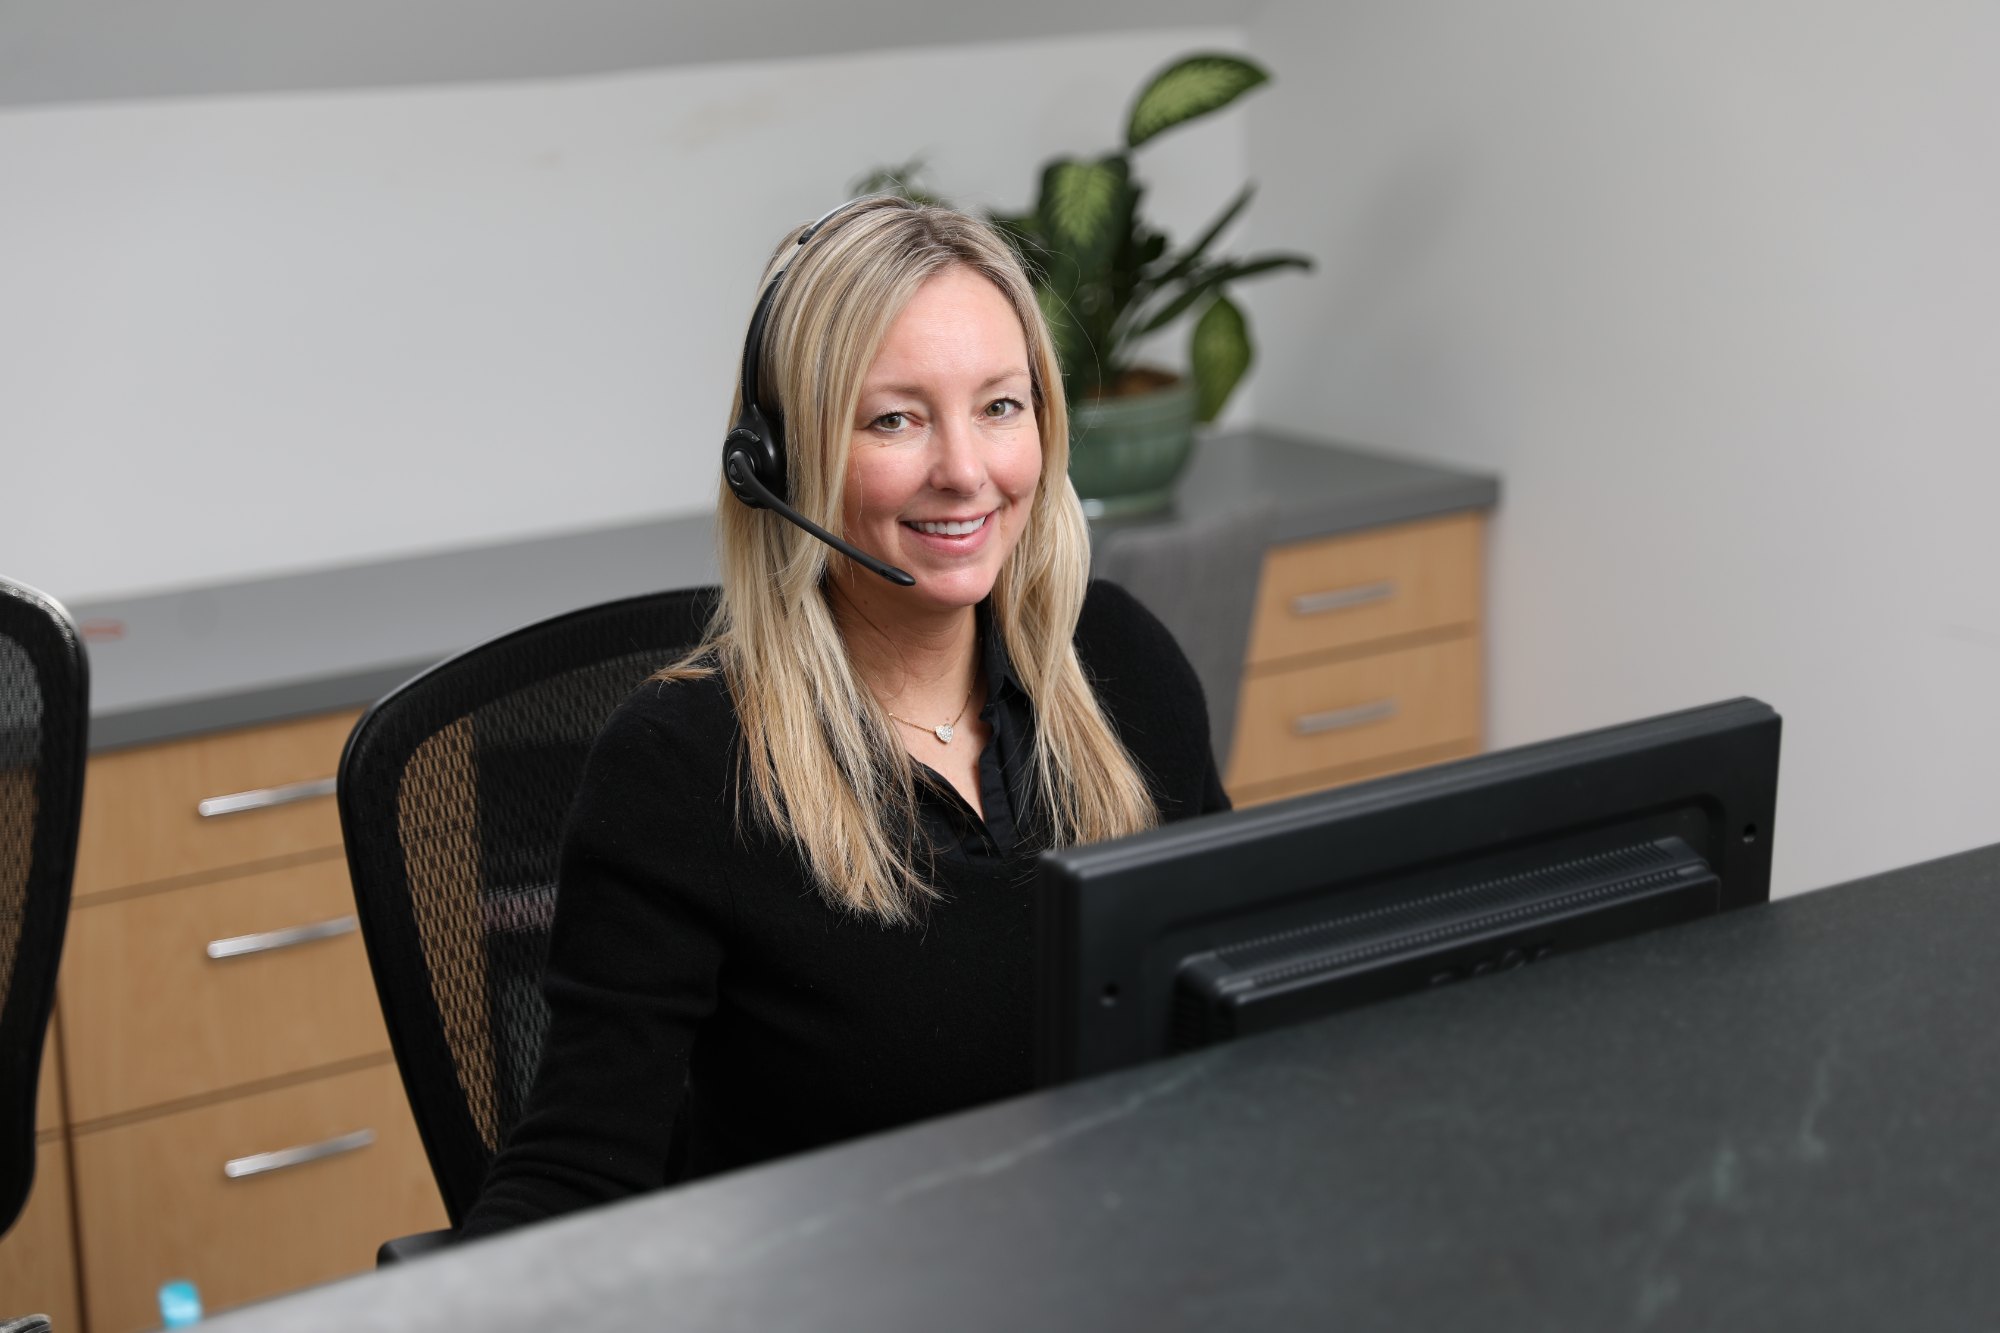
[0,579,88,1237]
[337,586,716,1224]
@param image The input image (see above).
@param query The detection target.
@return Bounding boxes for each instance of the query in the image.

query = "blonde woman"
[459,197,1227,1238]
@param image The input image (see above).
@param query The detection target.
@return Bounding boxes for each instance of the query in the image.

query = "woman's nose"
[928,415,986,495]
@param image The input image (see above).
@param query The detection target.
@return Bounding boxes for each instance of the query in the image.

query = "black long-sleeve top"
[459,581,1228,1239]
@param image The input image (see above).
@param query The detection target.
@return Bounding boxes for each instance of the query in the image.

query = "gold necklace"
[883,675,978,745]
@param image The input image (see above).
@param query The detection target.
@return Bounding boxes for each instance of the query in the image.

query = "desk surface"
[210,843,2000,1332]
[70,431,1497,751]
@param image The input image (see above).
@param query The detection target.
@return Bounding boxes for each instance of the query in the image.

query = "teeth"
[909,515,988,536]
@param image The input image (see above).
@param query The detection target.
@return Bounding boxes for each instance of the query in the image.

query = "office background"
[3,0,1996,906]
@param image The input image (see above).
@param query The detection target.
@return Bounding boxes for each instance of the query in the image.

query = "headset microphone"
[723,200,916,588]
[723,445,916,587]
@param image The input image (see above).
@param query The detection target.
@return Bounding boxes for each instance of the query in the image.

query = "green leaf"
[1126,54,1269,150]
[1150,184,1255,289]
[1037,156,1130,265]
[1189,296,1252,423]
[1036,273,1101,397]
[1132,252,1313,337]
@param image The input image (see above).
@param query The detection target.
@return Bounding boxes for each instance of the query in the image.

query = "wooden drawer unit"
[46,705,441,1332]
[37,1013,63,1132]
[1230,637,1482,792]
[0,1138,84,1333]
[72,1060,447,1333]
[1227,512,1486,804]
[60,856,387,1122]
[1242,512,1482,668]
[72,710,358,899]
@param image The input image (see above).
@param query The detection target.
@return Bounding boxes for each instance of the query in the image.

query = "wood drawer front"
[0,1138,83,1333]
[37,1011,63,1132]
[1227,635,1482,791]
[73,1060,447,1333]
[74,710,360,898]
[1244,513,1483,667]
[60,856,388,1123]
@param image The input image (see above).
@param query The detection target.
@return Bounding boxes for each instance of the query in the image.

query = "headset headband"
[737,198,869,417]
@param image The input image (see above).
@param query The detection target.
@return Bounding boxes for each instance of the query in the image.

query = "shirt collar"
[975,599,1024,703]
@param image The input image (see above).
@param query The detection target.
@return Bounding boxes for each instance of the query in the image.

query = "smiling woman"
[456,196,1230,1241]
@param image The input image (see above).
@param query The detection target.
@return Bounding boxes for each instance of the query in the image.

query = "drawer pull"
[1293,699,1398,737]
[224,1128,375,1180]
[1291,581,1396,618]
[197,776,338,819]
[206,914,358,960]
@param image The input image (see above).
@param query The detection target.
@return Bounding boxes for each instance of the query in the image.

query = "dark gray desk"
[207,844,2000,1332]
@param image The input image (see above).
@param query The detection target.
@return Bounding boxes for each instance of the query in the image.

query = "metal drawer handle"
[207,915,358,960]
[1291,581,1396,617]
[197,776,337,819]
[1293,699,1398,737]
[224,1128,375,1180]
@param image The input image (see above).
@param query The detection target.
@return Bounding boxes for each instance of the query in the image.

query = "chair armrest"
[377,1229,456,1266]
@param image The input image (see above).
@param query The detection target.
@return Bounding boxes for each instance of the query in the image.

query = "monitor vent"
[1208,839,1689,990]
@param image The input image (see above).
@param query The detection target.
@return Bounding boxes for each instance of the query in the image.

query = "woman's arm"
[457,685,731,1239]
[1078,580,1232,821]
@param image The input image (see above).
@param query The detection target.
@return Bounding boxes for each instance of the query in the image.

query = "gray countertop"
[203,843,2000,1333]
[73,431,1497,751]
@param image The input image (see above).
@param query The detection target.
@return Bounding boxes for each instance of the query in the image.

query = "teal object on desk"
[158,1280,202,1328]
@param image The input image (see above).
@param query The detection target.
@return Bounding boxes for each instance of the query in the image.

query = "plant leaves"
[1126,54,1269,150]
[1035,267,1101,397]
[1190,295,1252,423]
[1133,252,1313,337]
[1037,156,1130,266]
[1150,184,1255,290]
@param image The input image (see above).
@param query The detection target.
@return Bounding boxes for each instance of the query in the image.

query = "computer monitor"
[1034,697,1780,1085]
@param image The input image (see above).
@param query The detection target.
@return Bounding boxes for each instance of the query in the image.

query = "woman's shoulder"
[1075,579,1209,717]
[592,658,739,767]
[1076,579,1192,671]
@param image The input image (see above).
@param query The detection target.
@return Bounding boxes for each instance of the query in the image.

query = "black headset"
[722,200,916,588]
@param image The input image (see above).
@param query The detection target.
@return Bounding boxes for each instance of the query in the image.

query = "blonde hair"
[663,195,1158,922]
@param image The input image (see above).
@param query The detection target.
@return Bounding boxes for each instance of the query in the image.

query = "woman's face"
[837,266,1043,618]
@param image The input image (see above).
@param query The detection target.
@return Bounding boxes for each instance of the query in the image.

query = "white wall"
[0,28,1248,601]
[1241,1,2000,896]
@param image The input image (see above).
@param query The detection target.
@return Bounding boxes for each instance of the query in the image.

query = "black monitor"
[1034,697,1781,1085]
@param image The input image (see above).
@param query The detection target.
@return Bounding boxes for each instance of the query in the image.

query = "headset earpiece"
[718,198,915,588]
[722,404,785,510]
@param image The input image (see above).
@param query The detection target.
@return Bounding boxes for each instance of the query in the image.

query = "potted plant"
[858,52,1312,515]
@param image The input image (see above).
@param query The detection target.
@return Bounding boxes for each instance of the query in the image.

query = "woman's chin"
[900,565,1000,613]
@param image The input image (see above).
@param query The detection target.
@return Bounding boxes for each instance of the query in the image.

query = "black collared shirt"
[458,581,1229,1240]
[913,601,1036,864]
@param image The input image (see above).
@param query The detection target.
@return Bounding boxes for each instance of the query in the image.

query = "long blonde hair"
[665,195,1157,923]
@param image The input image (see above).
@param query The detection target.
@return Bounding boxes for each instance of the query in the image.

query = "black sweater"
[459,581,1227,1238]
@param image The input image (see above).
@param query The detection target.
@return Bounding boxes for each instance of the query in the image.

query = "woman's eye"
[871,411,909,432]
[984,397,1025,419]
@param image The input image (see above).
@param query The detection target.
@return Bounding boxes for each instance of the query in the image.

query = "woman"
[459,196,1227,1239]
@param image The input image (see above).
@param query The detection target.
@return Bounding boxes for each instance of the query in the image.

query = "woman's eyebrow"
[861,370,1031,398]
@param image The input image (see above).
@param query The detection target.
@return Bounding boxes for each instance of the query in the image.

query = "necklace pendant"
[934,723,955,744]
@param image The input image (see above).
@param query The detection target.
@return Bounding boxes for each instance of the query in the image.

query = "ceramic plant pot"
[1066,374,1197,518]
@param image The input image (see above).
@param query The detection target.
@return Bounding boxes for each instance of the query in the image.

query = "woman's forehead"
[861,269,1028,390]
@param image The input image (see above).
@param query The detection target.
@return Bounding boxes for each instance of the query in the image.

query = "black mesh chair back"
[0,578,88,1238]
[338,587,717,1225]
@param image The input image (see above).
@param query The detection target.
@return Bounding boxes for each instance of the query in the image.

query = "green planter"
[1067,376,1197,518]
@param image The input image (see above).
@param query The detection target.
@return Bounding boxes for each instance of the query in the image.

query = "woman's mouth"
[903,514,990,537]
[899,510,996,555]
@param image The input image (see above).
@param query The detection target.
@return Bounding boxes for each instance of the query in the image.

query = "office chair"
[338,587,717,1256]
[0,578,88,1244]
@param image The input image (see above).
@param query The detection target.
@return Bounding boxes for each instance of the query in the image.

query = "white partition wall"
[0,28,1248,601]
[1240,1,2000,896]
